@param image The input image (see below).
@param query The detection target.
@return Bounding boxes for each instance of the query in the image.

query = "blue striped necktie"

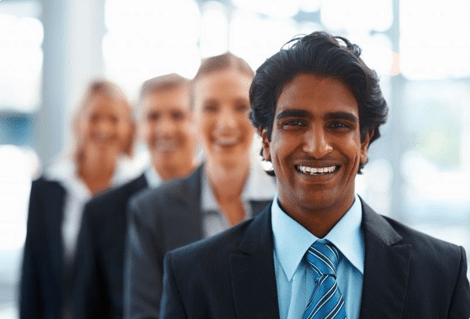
[302,241,347,319]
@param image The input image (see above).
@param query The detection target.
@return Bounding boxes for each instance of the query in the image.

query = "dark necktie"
[302,241,347,319]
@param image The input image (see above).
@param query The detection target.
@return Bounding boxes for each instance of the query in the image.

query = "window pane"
[104,0,201,99]
[230,10,298,70]
[401,81,470,222]
[0,2,43,113]
[200,1,229,57]
[400,0,470,80]
[232,0,301,18]
[321,0,392,33]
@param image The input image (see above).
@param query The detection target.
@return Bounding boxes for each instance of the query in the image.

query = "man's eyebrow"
[275,110,358,122]
[275,109,311,120]
[325,112,358,122]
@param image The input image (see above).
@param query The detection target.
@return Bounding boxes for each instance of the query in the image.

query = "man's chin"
[296,190,341,211]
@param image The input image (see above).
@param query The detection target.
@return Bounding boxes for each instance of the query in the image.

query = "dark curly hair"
[249,31,388,173]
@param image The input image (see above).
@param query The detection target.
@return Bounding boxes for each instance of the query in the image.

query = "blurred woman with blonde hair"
[20,79,139,319]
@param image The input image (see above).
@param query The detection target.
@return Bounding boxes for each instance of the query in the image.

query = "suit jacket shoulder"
[128,165,204,246]
[130,166,202,216]
[360,200,470,319]
[83,173,147,226]
[161,206,280,319]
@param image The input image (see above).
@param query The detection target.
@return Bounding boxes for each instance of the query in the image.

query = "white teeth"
[297,165,337,175]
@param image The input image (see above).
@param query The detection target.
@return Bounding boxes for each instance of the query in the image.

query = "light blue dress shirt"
[271,194,364,319]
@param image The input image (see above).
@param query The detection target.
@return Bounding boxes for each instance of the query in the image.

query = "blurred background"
[0,0,469,317]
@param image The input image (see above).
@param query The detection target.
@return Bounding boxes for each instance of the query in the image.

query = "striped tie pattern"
[302,241,347,319]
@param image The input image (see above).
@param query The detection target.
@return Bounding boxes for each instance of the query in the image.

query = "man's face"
[262,74,371,219]
[140,87,197,171]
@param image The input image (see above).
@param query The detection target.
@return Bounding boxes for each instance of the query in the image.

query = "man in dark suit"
[159,31,470,318]
[72,73,199,319]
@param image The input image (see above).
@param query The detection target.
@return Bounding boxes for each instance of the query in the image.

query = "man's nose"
[302,126,333,158]
[158,117,177,136]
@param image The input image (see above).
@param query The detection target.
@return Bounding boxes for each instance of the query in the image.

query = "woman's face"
[77,93,133,159]
[193,68,254,167]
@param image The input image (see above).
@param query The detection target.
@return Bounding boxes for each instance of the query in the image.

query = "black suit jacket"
[20,177,67,319]
[73,173,148,319]
[124,165,273,319]
[160,199,470,319]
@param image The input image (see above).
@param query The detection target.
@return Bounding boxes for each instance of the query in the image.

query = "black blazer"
[73,173,148,319]
[20,177,67,319]
[124,165,273,319]
[160,199,470,319]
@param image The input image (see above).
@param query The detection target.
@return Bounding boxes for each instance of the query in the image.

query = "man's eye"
[283,120,304,126]
[331,122,349,129]
[148,113,160,121]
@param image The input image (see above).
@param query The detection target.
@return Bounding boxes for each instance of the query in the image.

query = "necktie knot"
[305,241,340,277]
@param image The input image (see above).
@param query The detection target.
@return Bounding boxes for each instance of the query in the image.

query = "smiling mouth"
[295,165,338,175]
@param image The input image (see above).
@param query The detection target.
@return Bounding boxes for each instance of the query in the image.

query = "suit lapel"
[230,207,280,319]
[249,200,272,218]
[164,166,204,248]
[132,173,148,191]
[44,181,67,281]
[359,200,411,319]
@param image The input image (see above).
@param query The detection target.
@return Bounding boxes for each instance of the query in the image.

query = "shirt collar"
[201,160,277,213]
[144,165,162,188]
[272,194,364,281]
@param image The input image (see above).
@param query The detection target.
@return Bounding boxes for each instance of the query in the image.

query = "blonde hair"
[71,79,135,162]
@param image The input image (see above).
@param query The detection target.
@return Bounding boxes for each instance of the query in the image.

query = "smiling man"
[159,32,470,319]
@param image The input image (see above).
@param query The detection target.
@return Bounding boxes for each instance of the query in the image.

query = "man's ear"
[261,129,272,162]
[360,128,374,165]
